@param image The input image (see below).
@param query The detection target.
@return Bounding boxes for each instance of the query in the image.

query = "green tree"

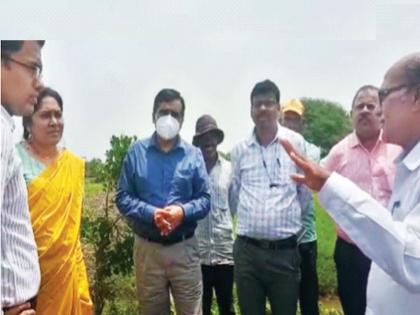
[85,158,104,181]
[82,135,137,315]
[301,98,352,157]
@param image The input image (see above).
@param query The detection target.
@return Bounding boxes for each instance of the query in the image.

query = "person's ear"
[412,86,420,113]
[414,86,420,103]
[178,114,184,128]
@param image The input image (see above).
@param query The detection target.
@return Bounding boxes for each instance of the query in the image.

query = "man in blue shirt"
[116,88,211,315]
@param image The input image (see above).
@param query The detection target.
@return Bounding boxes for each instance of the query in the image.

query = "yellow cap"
[282,99,305,116]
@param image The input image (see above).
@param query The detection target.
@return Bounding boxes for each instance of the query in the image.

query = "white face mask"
[155,114,180,140]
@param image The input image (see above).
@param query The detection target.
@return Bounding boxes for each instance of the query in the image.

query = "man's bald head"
[380,53,420,150]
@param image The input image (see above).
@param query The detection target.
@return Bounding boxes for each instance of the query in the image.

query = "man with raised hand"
[281,53,420,315]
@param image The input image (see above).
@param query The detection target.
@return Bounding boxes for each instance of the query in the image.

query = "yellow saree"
[28,150,93,315]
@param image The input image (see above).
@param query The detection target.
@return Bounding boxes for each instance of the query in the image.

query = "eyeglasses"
[252,99,278,109]
[4,56,43,79]
[354,103,377,112]
[378,83,418,104]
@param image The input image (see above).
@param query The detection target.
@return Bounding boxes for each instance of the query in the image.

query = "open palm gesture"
[280,138,331,192]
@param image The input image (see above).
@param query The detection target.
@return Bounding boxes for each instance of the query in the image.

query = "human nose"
[361,104,371,113]
[49,115,58,125]
[33,75,44,91]
[259,103,267,110]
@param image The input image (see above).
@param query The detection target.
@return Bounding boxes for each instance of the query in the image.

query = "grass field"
[83,183,343,314]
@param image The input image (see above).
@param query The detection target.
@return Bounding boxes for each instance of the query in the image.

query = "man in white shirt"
[1,40,44,315]
[281,52,420,315]
[230,80,311,315]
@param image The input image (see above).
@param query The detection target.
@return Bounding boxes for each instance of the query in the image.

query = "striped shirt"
[196,157,234,265]
[230,124,312,240]
[322,131,401,244]
[1,106,40,308]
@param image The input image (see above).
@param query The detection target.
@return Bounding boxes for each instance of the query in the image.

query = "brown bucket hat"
[192,114,224,146]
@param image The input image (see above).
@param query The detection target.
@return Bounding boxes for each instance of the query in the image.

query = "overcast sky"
[2,0,419,159]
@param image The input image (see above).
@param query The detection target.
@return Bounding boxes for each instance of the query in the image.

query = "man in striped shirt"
[193,115,235,315]
[322,85,401,315]
[230,80,311,315]
[1,41,44,315]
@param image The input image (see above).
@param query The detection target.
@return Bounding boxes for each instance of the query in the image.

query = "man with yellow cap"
[282,99,320,315]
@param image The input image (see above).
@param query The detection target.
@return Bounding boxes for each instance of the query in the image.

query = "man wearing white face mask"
[117,88,211,315]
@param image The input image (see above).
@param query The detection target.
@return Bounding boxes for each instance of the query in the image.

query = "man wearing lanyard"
[230,79,311,315]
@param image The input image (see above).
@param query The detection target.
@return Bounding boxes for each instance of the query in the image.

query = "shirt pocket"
[211,176,229,209]
[372,161,395,201]
[170,166,194,198]
[240,155,263,186]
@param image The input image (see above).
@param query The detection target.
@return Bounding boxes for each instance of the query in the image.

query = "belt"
[146,231,194,246]
[238,235,297,250]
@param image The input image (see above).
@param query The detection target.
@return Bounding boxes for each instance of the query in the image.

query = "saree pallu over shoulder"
[28,150,93,315]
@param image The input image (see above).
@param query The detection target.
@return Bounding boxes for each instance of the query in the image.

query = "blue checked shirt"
[196,157,234,265]
[116,134,211,243]
[229,124,312,240]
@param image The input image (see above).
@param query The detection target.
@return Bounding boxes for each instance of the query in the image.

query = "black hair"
[152,88,185,119]
[250,79,280,103]
[23,87,63,140]
[1,40,45,60]
[351,85,379,108]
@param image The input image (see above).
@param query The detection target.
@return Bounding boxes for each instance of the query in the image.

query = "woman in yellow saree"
[16,87,93,315]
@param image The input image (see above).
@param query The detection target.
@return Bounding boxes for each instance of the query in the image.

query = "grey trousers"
[133,235,202,315]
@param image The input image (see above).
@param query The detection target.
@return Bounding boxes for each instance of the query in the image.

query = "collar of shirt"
[246,123,287,147]
[1,105,16,132]
[348,130,384,151]
[398,140,420,172]
[147,132,186,153]
[209,158,222,176]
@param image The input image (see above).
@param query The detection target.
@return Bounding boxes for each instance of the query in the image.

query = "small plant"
[82,135,137,315]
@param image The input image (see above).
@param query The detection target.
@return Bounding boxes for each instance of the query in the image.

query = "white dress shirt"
[1,106,40,308]
[319,140,420,315]
[230,124,311,240]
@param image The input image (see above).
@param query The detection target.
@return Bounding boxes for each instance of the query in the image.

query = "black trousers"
[334,237,371,315]
[299,240,320,315]
[234,237,300,315]
[201,264,235,315]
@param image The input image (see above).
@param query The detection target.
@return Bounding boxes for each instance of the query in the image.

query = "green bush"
[315,196,338,296]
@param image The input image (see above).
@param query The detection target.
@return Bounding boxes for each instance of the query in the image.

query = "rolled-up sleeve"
[319,172,420,293]
[228,147,241,216]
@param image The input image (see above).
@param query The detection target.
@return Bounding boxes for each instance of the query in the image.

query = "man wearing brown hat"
[282,99,321,315]
[193,115,235,315]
